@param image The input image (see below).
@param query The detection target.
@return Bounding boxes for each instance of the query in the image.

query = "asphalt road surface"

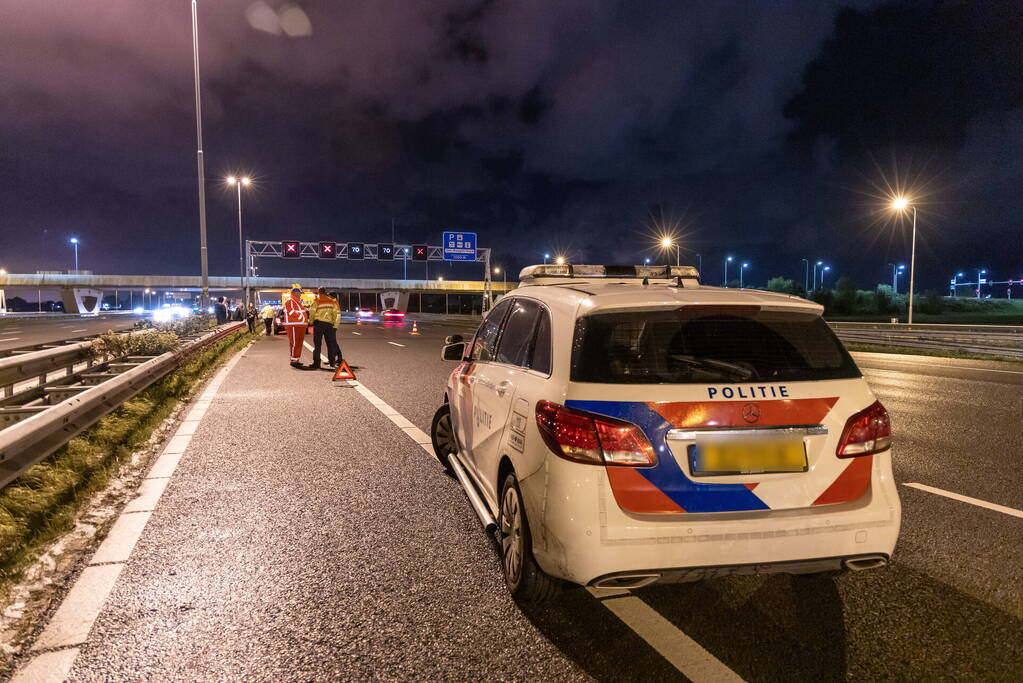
[20,321,1023,681]
[0,314,142,352]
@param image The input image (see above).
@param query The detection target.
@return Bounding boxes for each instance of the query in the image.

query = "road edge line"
[10,342,250,682]
[903,482,1023,518]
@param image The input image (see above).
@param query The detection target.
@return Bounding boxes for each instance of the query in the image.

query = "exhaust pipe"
[843,555,888,572]
[449,455,497,532]
[592,574,662,590]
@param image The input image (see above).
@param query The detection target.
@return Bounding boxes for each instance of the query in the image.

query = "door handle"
[496,380,511,397]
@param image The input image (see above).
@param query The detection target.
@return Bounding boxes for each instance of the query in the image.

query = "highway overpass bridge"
[0,273,517,314]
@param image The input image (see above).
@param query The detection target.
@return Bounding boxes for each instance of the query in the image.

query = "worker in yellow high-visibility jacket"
[307,287,341,369]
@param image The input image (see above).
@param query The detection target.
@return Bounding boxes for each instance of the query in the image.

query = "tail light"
[535,401,656,466]
[836,400,892,458]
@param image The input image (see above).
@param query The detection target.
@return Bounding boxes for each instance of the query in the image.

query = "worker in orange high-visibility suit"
[282,286,308,368]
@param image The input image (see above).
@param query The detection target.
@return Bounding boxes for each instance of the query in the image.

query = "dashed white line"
[11,343,251,682]
[903,483,1023,519]
[351,331,362,335]
[0,337,20,342]
[588,588,745,682]
[387,341,405,347]
[71,328,88,333]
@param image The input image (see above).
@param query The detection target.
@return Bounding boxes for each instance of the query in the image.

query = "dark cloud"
[0,0,1020,290]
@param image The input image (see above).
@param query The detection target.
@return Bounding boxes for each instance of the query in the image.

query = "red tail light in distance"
[535,401,656,466]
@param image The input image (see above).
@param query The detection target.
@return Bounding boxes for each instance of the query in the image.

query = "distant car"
[432,263,901,602]
[355,307,374,319]
[382,308,405,320]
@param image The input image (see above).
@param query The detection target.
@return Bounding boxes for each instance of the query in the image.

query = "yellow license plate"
[689,439,807,476]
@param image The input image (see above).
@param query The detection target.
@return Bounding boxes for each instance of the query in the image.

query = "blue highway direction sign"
[442,232,477,261]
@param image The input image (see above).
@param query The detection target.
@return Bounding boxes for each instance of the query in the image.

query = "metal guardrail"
[830,322,1023,359]
[0,322,245,489]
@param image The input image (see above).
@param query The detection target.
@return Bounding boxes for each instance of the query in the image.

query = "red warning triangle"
[332,359,357,381]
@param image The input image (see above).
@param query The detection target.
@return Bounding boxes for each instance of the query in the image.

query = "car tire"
[499,472,561,604]
[430,403,456,473]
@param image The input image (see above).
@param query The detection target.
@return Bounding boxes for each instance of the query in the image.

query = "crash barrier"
[829,321,1023,359]
[0,322,245,489]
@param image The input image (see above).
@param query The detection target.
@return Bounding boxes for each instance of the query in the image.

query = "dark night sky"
[1,0,1021,290]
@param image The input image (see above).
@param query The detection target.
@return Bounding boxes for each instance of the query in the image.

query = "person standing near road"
[307,287,341,369]
[283,286,308,368]
[260,302,275,335]
[245,304,256,333]
[214,297,228,325]
[328,292,343,366]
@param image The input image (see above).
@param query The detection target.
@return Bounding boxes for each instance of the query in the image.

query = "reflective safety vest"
[282,297,307,325]
[309,295,340,327]
[260,304,275,320]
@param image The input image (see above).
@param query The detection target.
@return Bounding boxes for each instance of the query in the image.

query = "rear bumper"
[589,553,889,589]
[524,452,901,586]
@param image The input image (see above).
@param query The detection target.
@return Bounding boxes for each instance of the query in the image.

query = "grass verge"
[0,329,253,588]
[844,342,1023,364]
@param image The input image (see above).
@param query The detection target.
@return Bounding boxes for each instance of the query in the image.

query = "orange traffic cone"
[332,359,357,381]
[410,321,420,335]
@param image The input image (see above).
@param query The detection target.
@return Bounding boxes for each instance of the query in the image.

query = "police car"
[430,264,900,602]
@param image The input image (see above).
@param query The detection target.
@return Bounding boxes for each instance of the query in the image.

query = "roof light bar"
[519,264,701,282]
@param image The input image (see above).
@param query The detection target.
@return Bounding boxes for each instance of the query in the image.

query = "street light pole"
[977,268,986,299]
[801,258,809,293]
[191,0,210,309]
[69,237,79,272]
[740,262,749,289]
[724,256,733,286]
[821,265,831,289]
[907,207,917,323]
[228,177,250,305]
[813,260,822,291]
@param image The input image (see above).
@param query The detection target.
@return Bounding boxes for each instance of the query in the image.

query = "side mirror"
[441,342,467,361]
[444,334,464,344]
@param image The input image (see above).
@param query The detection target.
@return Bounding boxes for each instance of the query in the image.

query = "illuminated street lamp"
[740,262,749,289]
[69,237,80,272]
[555,256,566,265]
[977,268,987,299]
[812,260,823,291]
[890,196,918,323]
[723,256,734,286]
[660,236,680,266]
[493,266,507,289]
[227,175,252,305]
[644,257,651,265]
[543,253,551,264]
[820,265,831,289]
[889,263,905,294]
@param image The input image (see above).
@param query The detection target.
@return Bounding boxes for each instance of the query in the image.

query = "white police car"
[431,264,901,602]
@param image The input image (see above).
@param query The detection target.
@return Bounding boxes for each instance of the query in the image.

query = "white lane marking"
[903,483,1023,519]
[12,343,250,679]
[30,563,125,651]
[387,341,405,347]
[588,588,745,682]
[71,328,88,333]
[347,377,743,682]
[10,648,79,683]
[303,340,330,366]
[0,337,20,342]
[352,331,362,335]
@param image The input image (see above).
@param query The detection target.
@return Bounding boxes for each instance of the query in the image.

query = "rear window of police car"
[571,307,860,384]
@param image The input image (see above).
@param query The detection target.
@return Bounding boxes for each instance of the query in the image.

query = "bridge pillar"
[379,290,409,312]
[60,287,104,314]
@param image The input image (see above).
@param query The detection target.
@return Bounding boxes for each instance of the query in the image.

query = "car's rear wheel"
[499,473,561,604]
[430,403,456,473]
